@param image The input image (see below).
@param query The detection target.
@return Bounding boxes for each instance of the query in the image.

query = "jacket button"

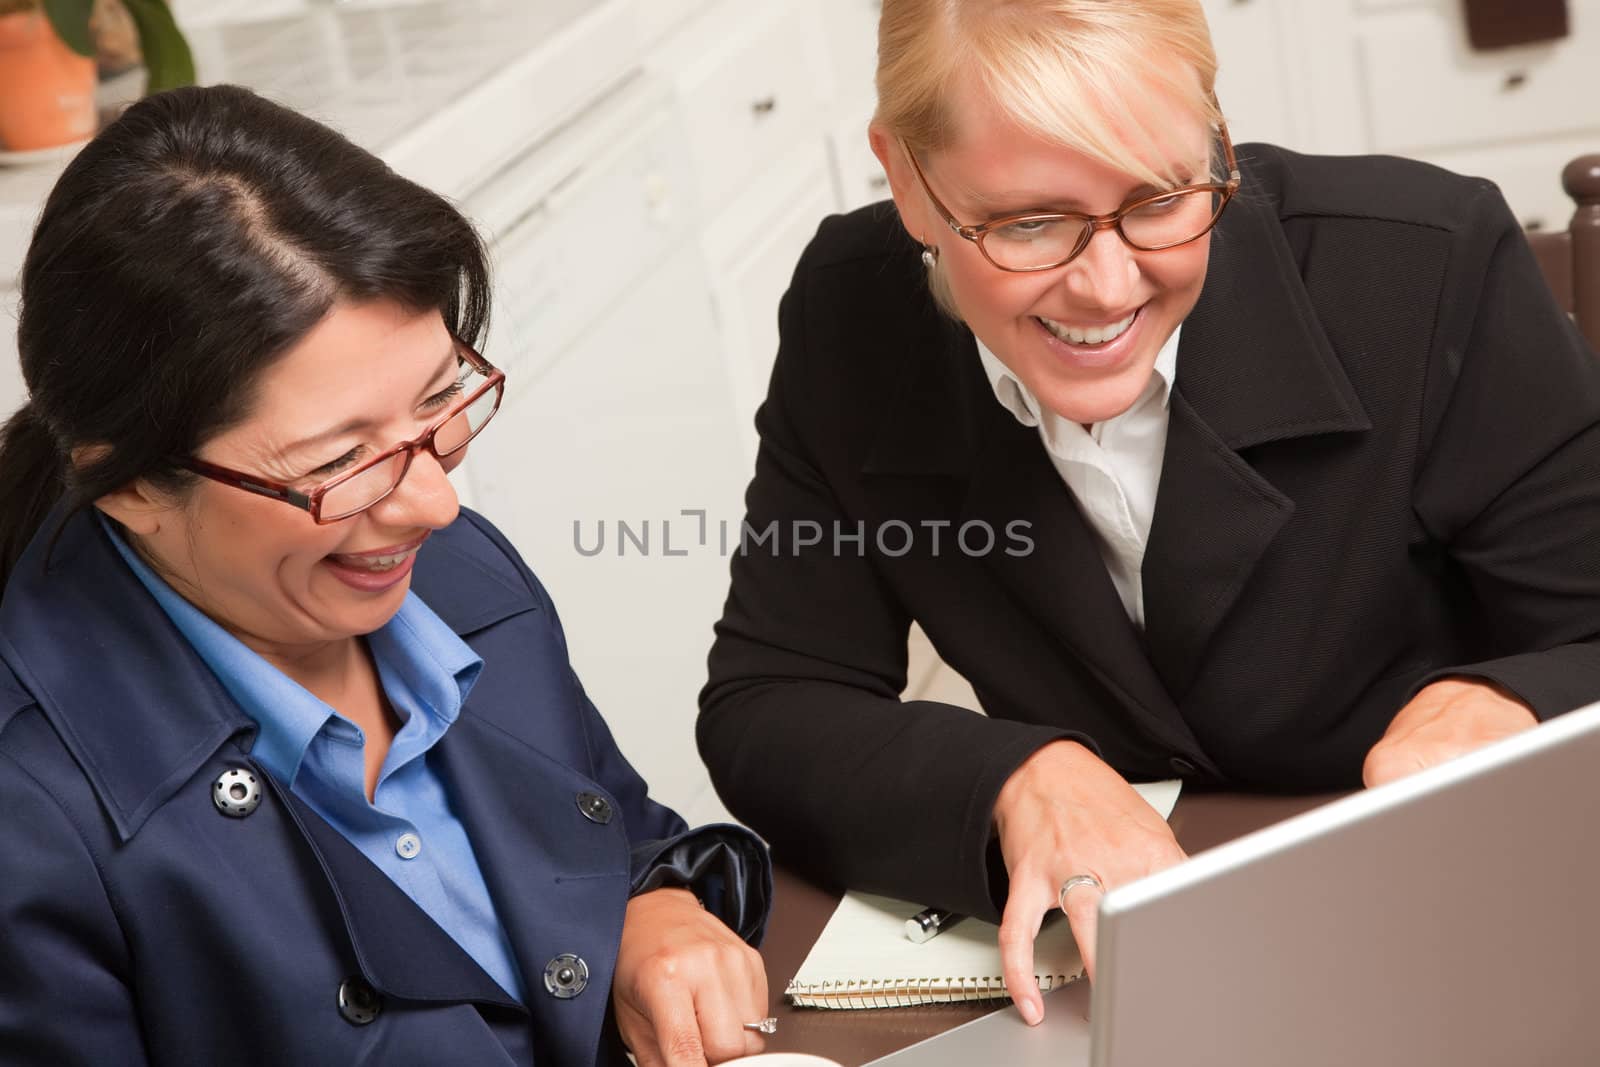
[337,977,382,1025]
[576,791,613,825]
[543,954,589,999]
[1169,757,1197,776]
[212,768,262,818]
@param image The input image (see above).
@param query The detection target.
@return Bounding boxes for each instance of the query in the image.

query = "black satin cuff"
[629,824,773,947]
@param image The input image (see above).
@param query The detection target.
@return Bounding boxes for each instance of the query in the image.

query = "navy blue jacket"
[0,506,769,1065]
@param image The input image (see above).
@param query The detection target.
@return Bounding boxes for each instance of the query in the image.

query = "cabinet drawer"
[657,0,831,209]
[1357,3,1600,154]
[467,81,697,379]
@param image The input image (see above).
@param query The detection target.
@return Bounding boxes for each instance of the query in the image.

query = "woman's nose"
[374,448,460,531]
[1060,225,1140,311]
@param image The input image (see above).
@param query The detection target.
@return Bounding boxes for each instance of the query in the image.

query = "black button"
[1169,757,1197,776]
[576,791,613,825]
[337,977,382,1025]
[543,954,589,999]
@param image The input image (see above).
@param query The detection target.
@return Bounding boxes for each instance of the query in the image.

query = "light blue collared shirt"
[103,519,525,1001]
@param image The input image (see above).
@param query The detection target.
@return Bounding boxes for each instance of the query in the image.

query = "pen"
[905,906,964,943]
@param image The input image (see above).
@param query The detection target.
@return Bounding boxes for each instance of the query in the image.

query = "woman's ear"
[71,445,170,536]
[868,122,936,249]
[90,482,171,537]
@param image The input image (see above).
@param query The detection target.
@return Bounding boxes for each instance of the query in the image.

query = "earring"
[921,244,939,270]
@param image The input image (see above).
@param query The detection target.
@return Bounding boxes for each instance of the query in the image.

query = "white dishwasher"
[460,77,750,825]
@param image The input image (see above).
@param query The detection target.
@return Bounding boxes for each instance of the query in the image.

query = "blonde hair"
[875,0,1224,316]
[876,0,1223,189]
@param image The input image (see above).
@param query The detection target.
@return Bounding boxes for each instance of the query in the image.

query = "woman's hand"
[612,886,769,1067]
[1363,677,1537,788]
[992,740,1187,1025]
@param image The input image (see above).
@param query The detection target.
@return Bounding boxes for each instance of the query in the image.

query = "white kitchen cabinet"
[460,80,749,824]
[1193,0,1599,225]
[464,236,747,826]
[702,142,840,462]
[0,293,19,420]
[650,0,834,213]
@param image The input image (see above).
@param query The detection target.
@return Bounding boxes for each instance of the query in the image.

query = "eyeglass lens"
[982,187,1225,271]
[318,362,501,520]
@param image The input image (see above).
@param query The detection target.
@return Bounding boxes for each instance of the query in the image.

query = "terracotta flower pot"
[0,10,97,152]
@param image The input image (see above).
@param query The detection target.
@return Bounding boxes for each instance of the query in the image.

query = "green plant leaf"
[121,0,196,92]
[41,0,95,57]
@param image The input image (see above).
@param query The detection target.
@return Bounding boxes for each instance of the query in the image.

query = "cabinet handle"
[751,96,777,117]
[1502,71,1529,91]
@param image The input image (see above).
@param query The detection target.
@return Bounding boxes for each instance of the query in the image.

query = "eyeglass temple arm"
[180,456,313,510]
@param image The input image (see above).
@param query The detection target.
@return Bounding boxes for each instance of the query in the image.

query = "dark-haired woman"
[0,85,770,1067]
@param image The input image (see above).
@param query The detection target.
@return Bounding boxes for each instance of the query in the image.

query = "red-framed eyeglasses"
[178,338,505,524]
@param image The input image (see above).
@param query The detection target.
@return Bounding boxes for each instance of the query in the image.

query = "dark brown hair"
[0,84,491,587]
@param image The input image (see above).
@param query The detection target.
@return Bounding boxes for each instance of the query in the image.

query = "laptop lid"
[865,702,1600,1067]
[1091,700,1600,1066]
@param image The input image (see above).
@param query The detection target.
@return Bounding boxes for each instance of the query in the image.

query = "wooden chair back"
[1526,155,1600,350]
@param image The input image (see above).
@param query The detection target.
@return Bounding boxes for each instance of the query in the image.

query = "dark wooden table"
[754,791,1341,1066]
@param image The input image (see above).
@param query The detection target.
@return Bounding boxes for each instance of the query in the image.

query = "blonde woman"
[698,0,1600,1025]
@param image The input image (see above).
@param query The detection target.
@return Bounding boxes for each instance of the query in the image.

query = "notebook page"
[789,779,1181,1000]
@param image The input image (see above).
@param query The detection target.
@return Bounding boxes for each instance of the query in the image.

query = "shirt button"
[337,976,382,1025]
[212,768,262,818]
[543,954,589,999]
[395,832,422,860]
[576,791,613,825]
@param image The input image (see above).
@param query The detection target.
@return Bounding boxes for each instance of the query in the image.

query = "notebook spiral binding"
[785,970,1083,1010]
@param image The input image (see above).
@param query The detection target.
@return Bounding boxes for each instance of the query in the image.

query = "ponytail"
[0,403,67,590]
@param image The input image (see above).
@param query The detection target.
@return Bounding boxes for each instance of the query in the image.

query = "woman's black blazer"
[697,142,1600,922]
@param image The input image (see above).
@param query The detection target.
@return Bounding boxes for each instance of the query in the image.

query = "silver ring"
[1058,874,1104,912]
[743,1017,778,1035]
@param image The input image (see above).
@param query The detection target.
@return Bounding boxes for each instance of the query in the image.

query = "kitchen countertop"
[0,0,706,292]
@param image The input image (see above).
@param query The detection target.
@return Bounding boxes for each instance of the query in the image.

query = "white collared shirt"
[975,326,1181,629]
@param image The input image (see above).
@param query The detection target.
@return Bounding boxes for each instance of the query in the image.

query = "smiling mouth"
[326,533,429,573]
[1036,307,1141,346]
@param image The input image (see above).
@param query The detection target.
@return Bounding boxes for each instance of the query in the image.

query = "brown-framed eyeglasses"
[901,119,1242,273]
[179,338,506,524]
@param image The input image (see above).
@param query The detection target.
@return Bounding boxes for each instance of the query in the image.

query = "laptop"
[868,700,1600,1066]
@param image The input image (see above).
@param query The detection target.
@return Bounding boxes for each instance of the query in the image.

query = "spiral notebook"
[786,780,1181,1009]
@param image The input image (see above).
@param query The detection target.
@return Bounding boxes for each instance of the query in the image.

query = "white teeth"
[335,550,412,572]
[1039,310,1138,346]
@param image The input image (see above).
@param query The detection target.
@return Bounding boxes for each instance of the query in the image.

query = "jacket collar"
[0,505,537,843]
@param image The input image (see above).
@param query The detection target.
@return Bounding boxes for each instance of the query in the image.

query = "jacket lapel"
[433,711,631,1067]
[958,397,1206,757]
[865,312,1208,762]
[268,774,524,1010]
[1142,188,1371,699]
[1141,392,1295,698]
